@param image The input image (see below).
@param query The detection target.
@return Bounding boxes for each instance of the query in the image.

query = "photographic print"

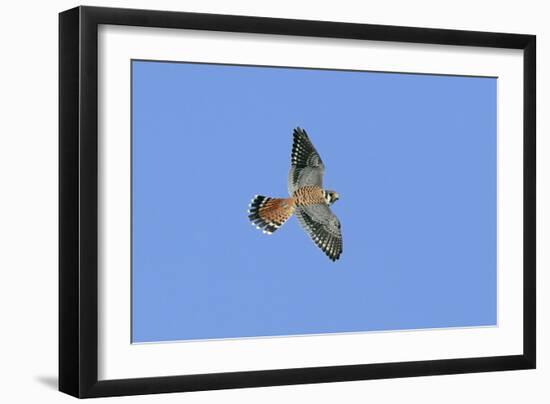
[59,7,535,397]
[131,60,497,343]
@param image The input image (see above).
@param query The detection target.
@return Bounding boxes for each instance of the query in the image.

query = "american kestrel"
[248,127,343,261]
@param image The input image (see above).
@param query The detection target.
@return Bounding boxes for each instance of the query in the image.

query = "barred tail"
[248,195,295,234]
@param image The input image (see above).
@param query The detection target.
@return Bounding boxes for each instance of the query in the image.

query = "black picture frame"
[59,5,536,398]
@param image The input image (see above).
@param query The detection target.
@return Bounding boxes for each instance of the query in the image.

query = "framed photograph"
[59,6,536,398]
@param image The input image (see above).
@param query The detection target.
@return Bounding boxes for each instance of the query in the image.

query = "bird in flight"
[248,127,342,261]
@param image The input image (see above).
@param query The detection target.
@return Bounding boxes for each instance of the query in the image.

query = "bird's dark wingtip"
[327,252,341,262]
[293,127,308,137]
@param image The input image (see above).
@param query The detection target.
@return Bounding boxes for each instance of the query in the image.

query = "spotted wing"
[295,204,342,261]
[288,127,325,194]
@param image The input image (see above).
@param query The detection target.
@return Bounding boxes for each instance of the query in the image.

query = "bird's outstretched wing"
[288,128,325,194]
[295,204,342,261]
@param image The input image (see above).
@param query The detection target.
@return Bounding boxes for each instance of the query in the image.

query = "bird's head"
[324,190,340,205]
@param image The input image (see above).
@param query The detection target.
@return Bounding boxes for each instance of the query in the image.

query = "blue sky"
[132,60,497,343]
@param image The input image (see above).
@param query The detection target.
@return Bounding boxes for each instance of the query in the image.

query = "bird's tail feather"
[248,195,295,234]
